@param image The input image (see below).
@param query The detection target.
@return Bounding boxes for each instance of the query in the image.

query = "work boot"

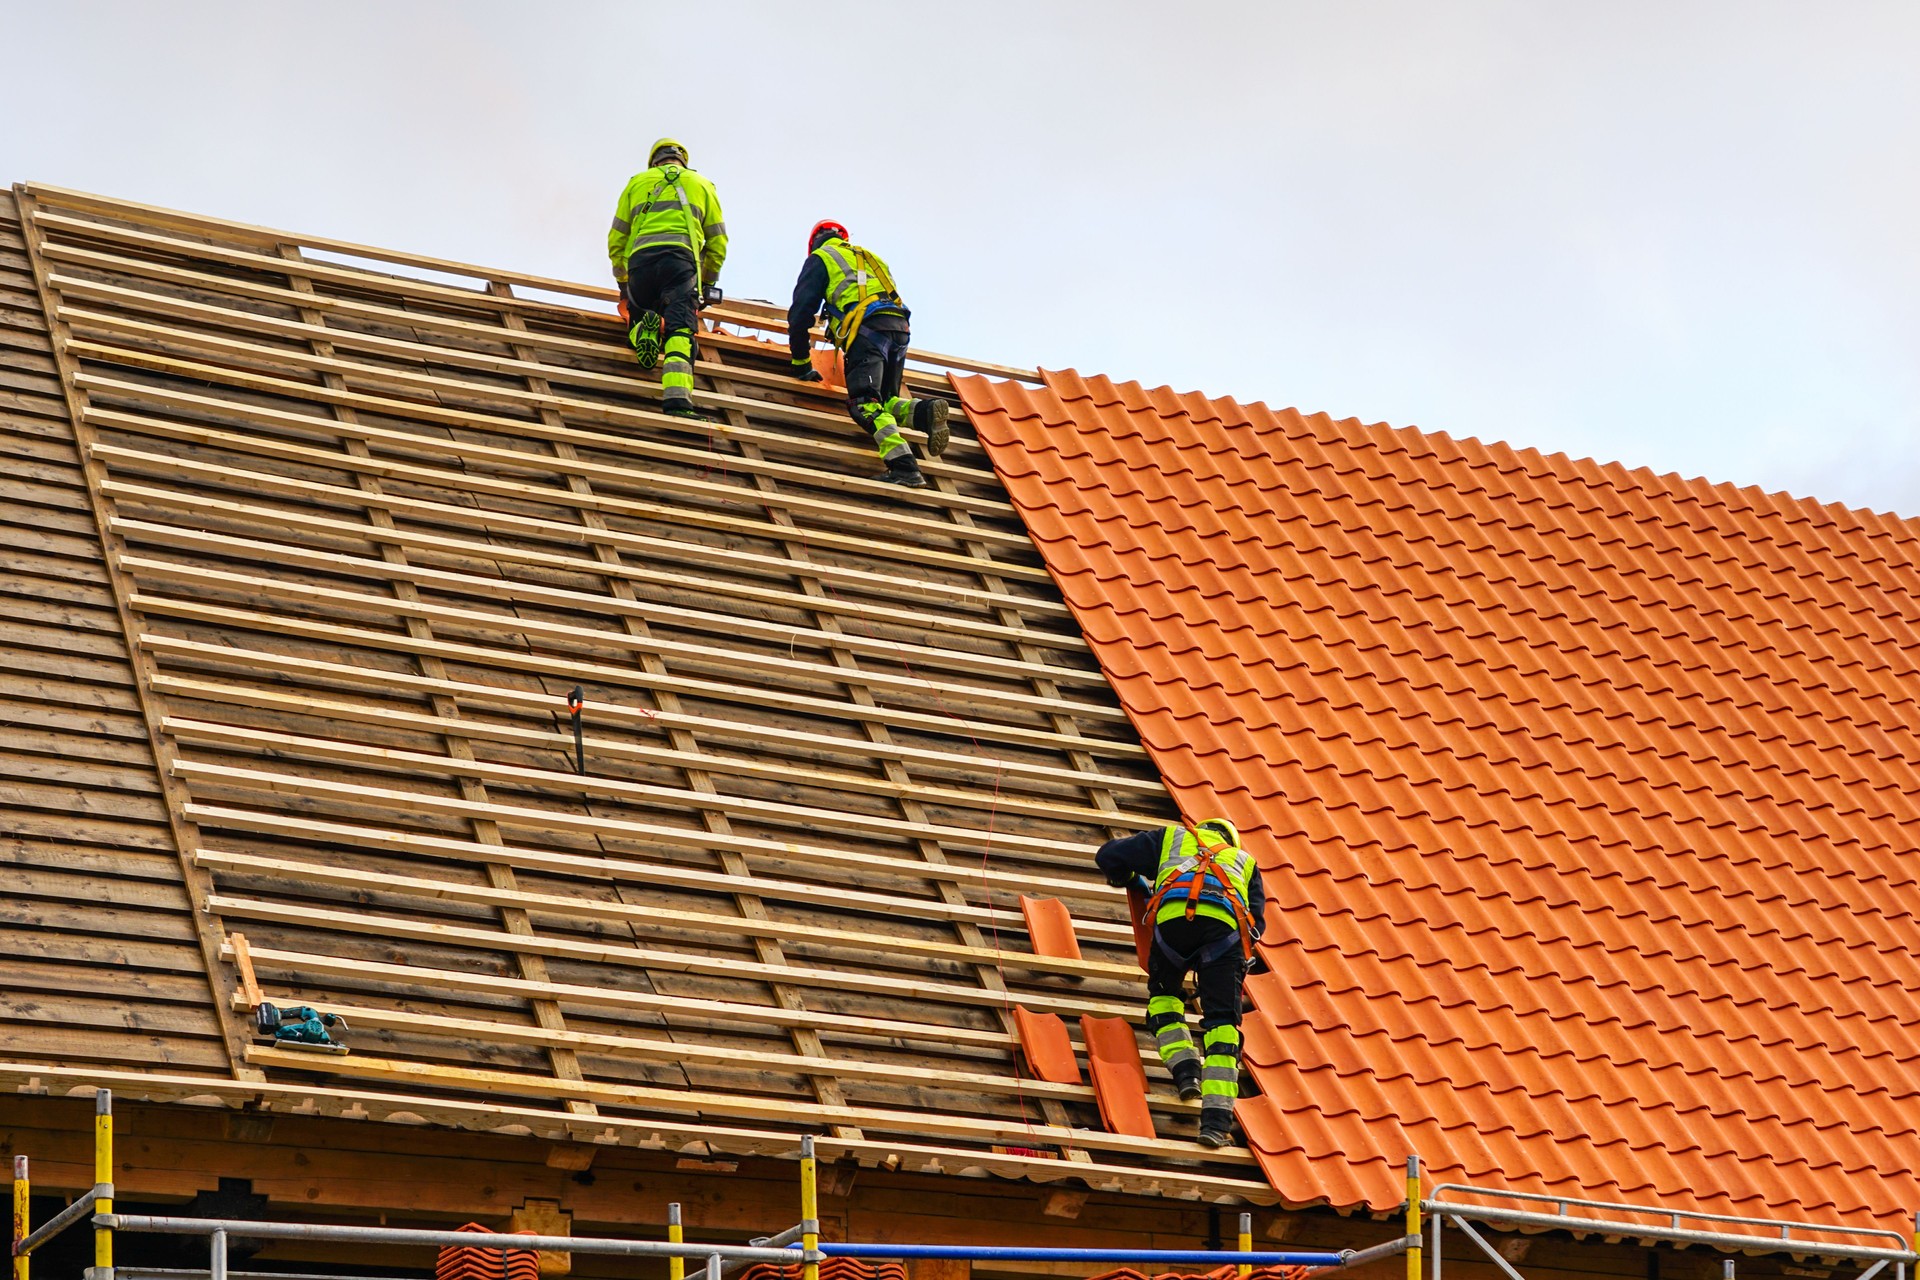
[662,396,702,419]
[1171,1060,1202,1103]
[914,397,951,457]
[628,310,664,369]
[1197,1111,1235,1149]
[878,455,927,488]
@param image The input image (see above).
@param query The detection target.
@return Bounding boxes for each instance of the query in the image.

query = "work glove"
[789,358,825,382]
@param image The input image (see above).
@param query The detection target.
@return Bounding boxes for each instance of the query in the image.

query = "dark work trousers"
[842,320,911,427]
[1146,915,1244,1031]
[623,247,699,341]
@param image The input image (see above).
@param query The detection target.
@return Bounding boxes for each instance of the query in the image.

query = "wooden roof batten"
[0,182,1291,1203]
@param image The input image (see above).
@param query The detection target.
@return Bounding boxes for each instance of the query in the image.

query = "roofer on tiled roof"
[785,220,949,488]
[1096,817,1265,1148]
[608,137,727,418]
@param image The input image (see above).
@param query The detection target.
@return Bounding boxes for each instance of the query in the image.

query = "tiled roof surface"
[957,369,1920,1231]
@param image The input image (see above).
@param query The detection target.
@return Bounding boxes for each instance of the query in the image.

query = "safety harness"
[816,240,904,351]
[634,164,709,284]
[1142,825,1257,966]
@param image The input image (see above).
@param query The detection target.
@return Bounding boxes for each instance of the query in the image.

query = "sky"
[7,1,1918,517]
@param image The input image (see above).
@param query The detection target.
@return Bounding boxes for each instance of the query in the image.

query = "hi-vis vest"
[1148,826,1257,932]
[813,237,907,350]
[608,164,726,284]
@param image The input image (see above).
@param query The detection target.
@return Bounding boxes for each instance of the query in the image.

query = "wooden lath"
[7,182,1273,1204]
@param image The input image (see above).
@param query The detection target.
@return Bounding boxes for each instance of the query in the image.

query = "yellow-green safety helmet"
[649,137,689,167]
[1197,817,1240,846]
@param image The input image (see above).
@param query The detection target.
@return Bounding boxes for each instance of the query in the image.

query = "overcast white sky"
[7,2,1917,516]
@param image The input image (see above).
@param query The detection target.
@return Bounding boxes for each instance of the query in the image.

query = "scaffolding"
[11,1092,1919,1280]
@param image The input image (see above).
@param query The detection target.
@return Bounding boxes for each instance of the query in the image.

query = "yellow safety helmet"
[649,137,689,167]
[1196,817,1240,846]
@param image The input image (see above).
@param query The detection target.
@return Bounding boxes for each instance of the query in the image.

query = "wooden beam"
[104,488,1081,654]
[84,406,1053,586]
[122,566,1120,725]
[171,760,1112,899]
[93,457,1065,620]
[195,847,1133,981]
[250,998,1163,1110]
[138,637,1155,796]
[206,894,1137,1020]
[75,371,1033,543]
[131,601,1145,760]
[231,942,1015,1051]
[181,806,1136,945]
[242,1046,1245,1164]
[153,674,1140,827]
[114,520,1104,687]
[163,723,1103,865]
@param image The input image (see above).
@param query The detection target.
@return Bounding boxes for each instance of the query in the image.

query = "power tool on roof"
[254,1002,350,1055]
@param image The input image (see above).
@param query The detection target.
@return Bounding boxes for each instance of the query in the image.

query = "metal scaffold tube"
[91,1218,806,1263]
[1421,1201,1918,1265]
[817,1245,1351,1265]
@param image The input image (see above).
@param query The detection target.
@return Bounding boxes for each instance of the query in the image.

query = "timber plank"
[173,759,1112,900]
[124,572,1120,725]
[140,639,1153,793]
[114,521,1102,684]
[84,412,1054,585]
[182,807,1134,944]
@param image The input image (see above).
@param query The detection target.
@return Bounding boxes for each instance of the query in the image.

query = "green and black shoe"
[627,310,664,369]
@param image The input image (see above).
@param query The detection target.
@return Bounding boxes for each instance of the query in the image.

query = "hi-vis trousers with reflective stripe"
[1144,915,1245,1120]
[624,248,700,407]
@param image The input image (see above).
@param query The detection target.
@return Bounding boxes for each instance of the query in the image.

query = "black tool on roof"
[567,686,586,775]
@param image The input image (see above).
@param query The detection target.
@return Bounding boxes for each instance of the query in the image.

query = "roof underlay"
[957,370,1920,1232]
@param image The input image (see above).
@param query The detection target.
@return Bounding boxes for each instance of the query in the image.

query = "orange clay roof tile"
[958,369,1920,1231]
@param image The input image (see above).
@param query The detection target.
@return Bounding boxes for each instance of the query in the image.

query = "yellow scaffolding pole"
[1405,1155,1422,1280]
[1237,1211,1252,1279]
[800,1136,819,1280]
[668,1202,684,1280]
[10,1155,27,1280]
[93,1090,112,1280]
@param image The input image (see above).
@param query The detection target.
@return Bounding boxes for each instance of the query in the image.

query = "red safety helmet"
[808,220,848,251]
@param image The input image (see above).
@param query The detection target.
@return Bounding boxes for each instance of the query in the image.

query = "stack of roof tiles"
[435,1223,540,1280]
[738,1261,907,1280]
[1085,1268,1310,1280]
[959,370,1920,1231]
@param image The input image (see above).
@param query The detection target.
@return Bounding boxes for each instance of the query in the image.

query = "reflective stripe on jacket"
[813,237,907,349]
[608,164,728,287]
[1152,826,1257,930]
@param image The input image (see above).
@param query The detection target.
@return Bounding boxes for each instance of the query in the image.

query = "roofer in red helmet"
[1096,817,1266,1149]
[785,220,949,488]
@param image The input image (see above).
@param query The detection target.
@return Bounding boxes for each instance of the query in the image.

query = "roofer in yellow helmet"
[607,138,728,417]
[784,219,949,488]
[1096,816,1266,1148]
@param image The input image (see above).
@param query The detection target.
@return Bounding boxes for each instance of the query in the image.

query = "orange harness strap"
[1141,827,1256,963]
